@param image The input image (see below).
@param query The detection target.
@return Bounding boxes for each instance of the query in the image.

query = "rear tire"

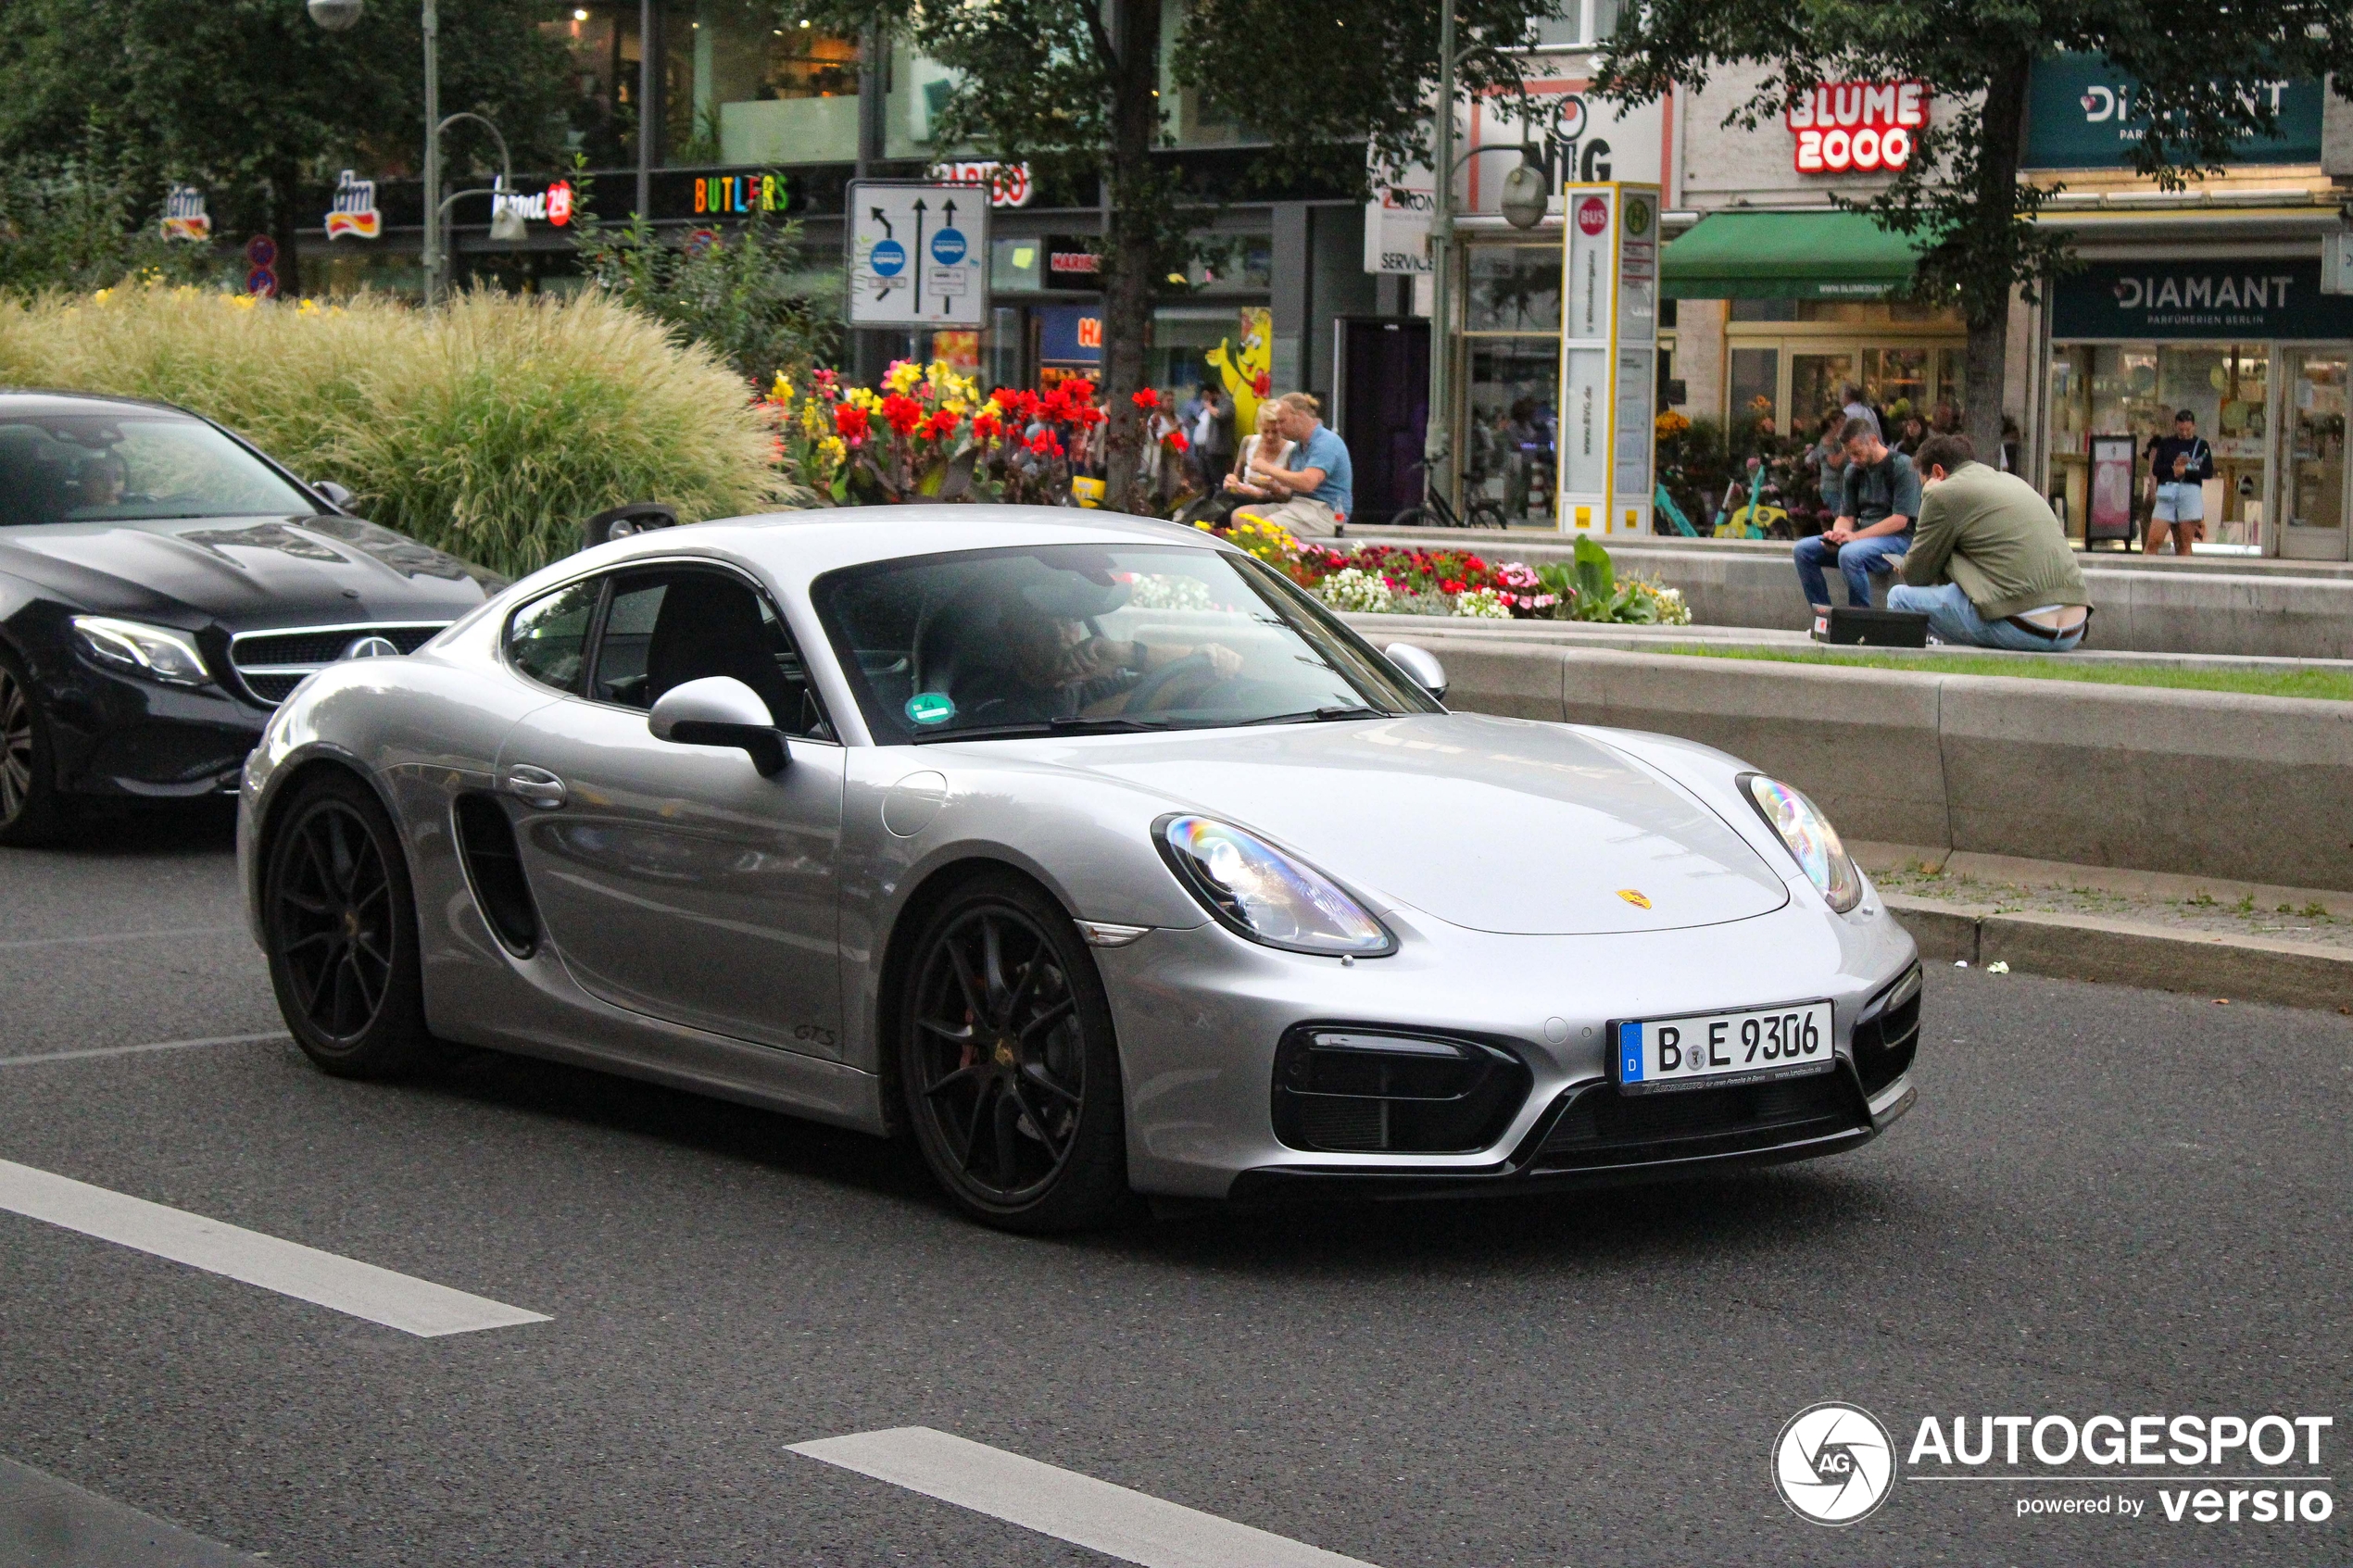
[1464,501,1509,530]
[1388,505,1433,528]
[261,771,432,1079]
[897,872,1132,1233]
[0,649,69,847]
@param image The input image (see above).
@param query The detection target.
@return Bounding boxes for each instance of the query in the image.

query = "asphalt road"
[2,809,2347,1567]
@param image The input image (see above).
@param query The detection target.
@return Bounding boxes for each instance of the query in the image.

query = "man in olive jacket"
[1889,433,2091,651]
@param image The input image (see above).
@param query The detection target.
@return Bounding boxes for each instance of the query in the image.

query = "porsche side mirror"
[1384,642,1448,701]
[649,676,788,775]
[312,480,356,511]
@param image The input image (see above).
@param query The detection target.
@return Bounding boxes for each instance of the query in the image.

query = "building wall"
[1678,61,1969,211]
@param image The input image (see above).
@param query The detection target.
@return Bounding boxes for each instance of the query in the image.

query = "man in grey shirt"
[1839,381,1881,440]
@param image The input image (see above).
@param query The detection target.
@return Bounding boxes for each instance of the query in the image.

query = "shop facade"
[2022,56,2353,558]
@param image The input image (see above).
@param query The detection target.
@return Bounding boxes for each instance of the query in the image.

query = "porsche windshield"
[814,543,1441,741]
[0,414,317,526]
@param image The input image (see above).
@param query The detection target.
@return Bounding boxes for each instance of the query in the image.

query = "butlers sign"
[1786,82,1930,174]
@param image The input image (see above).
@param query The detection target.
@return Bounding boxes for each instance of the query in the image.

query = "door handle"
[504,764,568,809]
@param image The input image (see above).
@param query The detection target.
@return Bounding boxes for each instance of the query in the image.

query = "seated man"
[1233,392,1352,538]
[1793,416,1919,615]
[1889,433,2091,651]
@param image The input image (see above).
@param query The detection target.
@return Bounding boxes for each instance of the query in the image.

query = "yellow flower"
[92,288,113,304]
[885,360,923,394]
[819,436,848,464]
[771,371,793,404]
[296,297,320,315]
[231,294,259,310]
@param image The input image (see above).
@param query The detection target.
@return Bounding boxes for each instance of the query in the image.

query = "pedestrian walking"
[1839,382,1881,441]
[1890,433,2091,650]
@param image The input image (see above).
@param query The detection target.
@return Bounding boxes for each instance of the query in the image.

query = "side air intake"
[454,793,539,957]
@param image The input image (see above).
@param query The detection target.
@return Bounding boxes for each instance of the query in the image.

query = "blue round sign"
[929,227,967,266]
[870,238,907,277]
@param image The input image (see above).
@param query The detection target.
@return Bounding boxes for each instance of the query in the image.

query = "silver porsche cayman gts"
[239,508,1919,1231]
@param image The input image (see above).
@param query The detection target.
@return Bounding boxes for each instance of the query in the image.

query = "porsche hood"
[1054,712,1794,935]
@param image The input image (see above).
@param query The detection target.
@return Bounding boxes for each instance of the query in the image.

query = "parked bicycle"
[1389,462,1508,530]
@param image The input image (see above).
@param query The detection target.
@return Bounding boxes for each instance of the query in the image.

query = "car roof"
[0,388,198,420]
[550,505,1243,589]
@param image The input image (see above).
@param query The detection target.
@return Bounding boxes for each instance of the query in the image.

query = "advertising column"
[1556,182,1660,536]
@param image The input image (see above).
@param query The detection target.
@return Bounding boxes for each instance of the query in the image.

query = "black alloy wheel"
[900,873,1131,1231]
[0,650,67,847]
[263,772,431,1078]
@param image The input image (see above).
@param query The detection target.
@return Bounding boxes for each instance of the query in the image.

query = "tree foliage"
[572,191,840,389]
[1596,1,2353,452]
[1177,0,1567,194]
[0,125,228,295]
[0,0,576,295]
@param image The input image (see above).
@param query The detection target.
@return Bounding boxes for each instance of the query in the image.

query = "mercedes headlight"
[1156,814,1394,957]
[1741,774,1864,914]
[72,615,212,687]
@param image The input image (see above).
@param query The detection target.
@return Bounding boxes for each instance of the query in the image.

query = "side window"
[588,568,833,741]
[505,578,601,693]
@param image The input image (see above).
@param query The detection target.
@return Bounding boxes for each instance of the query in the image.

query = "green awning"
[1659,210,1925,300]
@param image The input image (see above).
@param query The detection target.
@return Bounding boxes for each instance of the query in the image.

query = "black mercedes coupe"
[0,390,500,844]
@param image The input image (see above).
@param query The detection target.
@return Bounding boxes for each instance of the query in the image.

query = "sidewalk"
[1856,844,2353,1011]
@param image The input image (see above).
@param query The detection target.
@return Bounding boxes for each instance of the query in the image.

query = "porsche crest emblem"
[1617,889,1653,909]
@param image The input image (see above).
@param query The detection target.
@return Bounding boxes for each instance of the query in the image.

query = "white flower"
[1453,586,1512,619]
[1316,568,1395,615]
[1126,573,1216,610]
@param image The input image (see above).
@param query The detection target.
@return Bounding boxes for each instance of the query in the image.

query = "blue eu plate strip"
[1618,1021,1643,1083]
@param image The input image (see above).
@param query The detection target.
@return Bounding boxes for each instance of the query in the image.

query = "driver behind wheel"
[961,572,1241,723]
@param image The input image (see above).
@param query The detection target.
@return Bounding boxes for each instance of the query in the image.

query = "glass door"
[2279,347,2349,561]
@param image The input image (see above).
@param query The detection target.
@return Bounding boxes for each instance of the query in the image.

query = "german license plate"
[1615,1001,1835,1095]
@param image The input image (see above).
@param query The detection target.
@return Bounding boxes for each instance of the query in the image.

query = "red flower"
[880,393,924,436]
[1131,388,1161,409]
[1440,578,1466,594]
[919,409,959,441]
[834,404,870,442]
[1027,429,1064,458]
[1164,429,1189,452]
[1063,378,1097,403]
[971,409,1002,442]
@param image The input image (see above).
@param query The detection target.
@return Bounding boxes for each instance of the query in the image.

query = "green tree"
[573,192,841,388]
[0,0,575,296]
[1593,3,2353,458]
[0,123,227,295]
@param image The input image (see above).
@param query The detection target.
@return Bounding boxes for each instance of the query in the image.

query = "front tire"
[898,872,1132,1232]
[0,649,69,847]
[262,771,432,1079]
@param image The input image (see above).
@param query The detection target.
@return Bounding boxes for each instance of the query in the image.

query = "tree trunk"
[1099,0,1162,508]
[1961,50,2032,466]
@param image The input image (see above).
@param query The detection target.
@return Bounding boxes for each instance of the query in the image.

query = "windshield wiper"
[911,714,1175,744]
[1238,705,1390,727]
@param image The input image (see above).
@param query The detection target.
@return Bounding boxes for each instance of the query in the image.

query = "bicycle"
[1389,461,1508,530]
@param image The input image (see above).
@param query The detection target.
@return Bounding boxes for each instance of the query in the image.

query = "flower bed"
[1196,521,1690,625]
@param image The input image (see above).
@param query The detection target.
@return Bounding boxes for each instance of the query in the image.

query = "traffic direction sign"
[847,181,988,328]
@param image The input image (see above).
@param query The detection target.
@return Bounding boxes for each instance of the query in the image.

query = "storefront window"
[1719,297,1965,442]
[1789,353,1854,437]
[549,4,644,169]
[2284,350,2347,548]
[663,1,860,167]
[2047,342,2274,552]
[1462,245,1562,525]
[1729,348,1779,435]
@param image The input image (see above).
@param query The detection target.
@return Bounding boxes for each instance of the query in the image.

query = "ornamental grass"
[0,283,793,578]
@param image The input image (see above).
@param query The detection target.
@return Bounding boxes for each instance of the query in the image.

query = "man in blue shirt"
[1793,416,1920,613]
[1235,392,1353,537]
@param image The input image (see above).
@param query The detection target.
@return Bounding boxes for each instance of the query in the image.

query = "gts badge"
[792,1023,837,1049]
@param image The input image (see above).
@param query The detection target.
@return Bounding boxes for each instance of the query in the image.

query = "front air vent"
[1852,964,1921,1096]
[1532,1073,1866,1173]
[1273,1029,1531,1154]
[453,793,539,956]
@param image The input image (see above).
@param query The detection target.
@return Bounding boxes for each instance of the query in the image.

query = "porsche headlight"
[1156,814,1393,957]
[1742,774,1864,914]
[71,615,213,687]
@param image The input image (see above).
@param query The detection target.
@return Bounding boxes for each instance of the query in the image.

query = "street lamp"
[307,0,519,305]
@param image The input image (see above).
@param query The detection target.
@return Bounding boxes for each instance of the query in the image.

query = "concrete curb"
[1885,894,2353,1011]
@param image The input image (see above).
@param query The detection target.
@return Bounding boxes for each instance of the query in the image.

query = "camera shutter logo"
[1774,1402,1895,1524]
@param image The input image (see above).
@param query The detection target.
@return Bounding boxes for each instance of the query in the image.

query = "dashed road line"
[0,1158,549,1337]
[789,1426,1383,1568]
[0,1032,289,1070]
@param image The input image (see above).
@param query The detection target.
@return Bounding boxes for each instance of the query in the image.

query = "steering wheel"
[1122,651,1217,714]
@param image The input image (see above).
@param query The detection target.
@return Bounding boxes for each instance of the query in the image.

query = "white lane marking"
[0,1031,289,1070]
[789,1427,1383,1568]
[0,1159,549,1337]
[0,925,246,951]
